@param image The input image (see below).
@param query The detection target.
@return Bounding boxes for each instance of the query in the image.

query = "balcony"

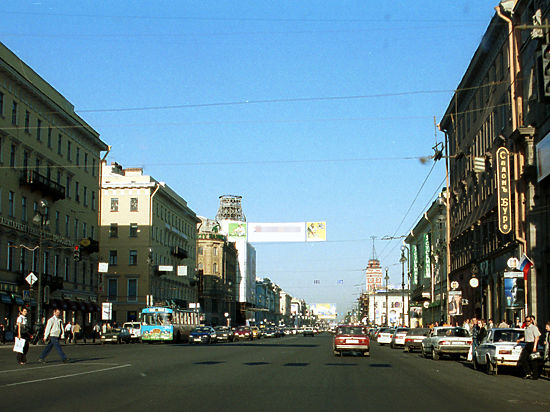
[171,246,188,259]
[19,170,66,201]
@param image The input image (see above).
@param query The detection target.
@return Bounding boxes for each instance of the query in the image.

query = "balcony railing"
[19,170,66,201]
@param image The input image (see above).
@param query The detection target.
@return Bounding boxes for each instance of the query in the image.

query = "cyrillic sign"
[496,147,512,234]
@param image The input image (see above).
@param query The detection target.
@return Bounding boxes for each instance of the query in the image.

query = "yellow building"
[99,162,200,322]
[0,41,108,327]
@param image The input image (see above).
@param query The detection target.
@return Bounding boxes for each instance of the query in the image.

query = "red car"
[333,325,370,357]
[233,326,253,341]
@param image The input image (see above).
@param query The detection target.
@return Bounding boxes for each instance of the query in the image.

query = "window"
[7,241,14,271]
[66,176,71,198]
[213,262,218,273]
[109,223,118,238]
[198,246,203,255]
[92,158,96,176]
[47,127,52,148]
[109,250,118,265]
[74,218,79,241]
[11,101,17,125]
[84,153,88,172]
[21,197,27,222]
[19,248,26,274]
[55,211,60,234]
[54,255,59,277]
[83,186,88,206]
[213,247,218,256]
[91,191,96,210]
[82,222,87,239]
[65,215,70,237]
[75,181,79,202]
[64,257,70,281]
[129,223,138,237]
[32,249,38,272]
[0,92,3,115]
[108,279,118,301]
[36,119,42,140]
[8,191,14,217]
[129,250,138,265]
[111,198,119,212]
[76,147,80,165]
[24,110,30,132]
[67,141,71,161]
[57,135,62,155]
[10,144,16,168]
[128,279,137,302]
[43,251,49,275]
[130,198,138,212]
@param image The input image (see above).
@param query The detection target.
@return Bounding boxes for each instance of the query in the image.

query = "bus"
[140,306,202,343]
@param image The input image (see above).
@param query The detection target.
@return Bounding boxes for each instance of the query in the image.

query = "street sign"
[25,272,38,286]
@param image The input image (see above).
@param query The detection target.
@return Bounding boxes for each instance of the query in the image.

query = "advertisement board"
[311,303,337,319]
[247,222,305,243]
[448,290,462,316]
[306,222,326,242]
[228,222,247,240]
[504,271,525,308]
[537,131,550,182]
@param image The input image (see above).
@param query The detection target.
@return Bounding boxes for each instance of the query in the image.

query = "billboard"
[247,222,305,243]
[537,131,550,182]
[227,222,247,240]
[504,271,524,308]
[306,222,326,242]
[311,303,337,320]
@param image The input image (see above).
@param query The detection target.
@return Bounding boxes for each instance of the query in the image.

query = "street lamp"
[32,199,49,327]
[385,267,390,326]
[400,245,410,326]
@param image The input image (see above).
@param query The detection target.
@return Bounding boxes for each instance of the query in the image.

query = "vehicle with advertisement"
[333,325,370,357]
[140,306,202,343]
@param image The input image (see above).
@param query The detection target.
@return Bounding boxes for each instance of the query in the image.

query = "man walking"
[38,309,68,364]
[517,315,541,380]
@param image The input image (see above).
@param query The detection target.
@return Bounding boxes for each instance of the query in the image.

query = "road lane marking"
[0,362,123,374]
[2,364,132,387]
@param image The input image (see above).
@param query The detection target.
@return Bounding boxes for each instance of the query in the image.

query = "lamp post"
[385,267,389,326]
[32,199,49,327]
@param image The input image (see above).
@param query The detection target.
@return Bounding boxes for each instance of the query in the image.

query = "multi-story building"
[0,41,107,327]
[439,0,550,323]
[279,290,292,325]
[99,162,200,322]
[255,278,281,325]
[367,289,410,327]
[197,217,238,326]
[405,194,447,326]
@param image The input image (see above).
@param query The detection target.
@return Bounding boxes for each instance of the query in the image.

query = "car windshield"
[493,330,524,342]
[407,328,430,336]
[396,328,408,333]
[436,328,470,337]
[141,313,172,326]
[337,327,366,335]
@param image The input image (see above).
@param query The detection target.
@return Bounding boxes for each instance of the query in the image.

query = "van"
[123,322,141,341]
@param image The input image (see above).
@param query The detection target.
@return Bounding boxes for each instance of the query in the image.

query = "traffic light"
[73,245,81,262]
[542,43,550,98]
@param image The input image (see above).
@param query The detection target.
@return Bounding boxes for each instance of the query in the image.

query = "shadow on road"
[324,363,358,367]
[369,364,392,368]
[283,363,309,367]
[243,362,271,366]
[193,361,225,365]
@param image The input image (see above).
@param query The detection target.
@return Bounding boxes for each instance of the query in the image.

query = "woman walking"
[16,307,31,365]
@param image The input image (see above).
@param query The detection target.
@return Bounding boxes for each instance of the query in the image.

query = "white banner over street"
[247,222,326,243]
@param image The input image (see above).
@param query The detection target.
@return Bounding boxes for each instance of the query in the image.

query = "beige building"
[99,162,200,322]
[0,41,108,328]
[196,217,238,326]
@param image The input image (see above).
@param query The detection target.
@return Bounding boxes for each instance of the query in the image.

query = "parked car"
[376,327,395,345]
[473,328,531,375]
[303,327,315,337]
[214,326,233,342]
[422,327,472,360]
[390,327,409,348]
[263,328,277,338]
[251,326,262,339]
[234,326,253,341]
[100,327,131,344]
[333,325,370,357]
[189,326,217,344]
[403,328,431,352]
[122,322,141,342]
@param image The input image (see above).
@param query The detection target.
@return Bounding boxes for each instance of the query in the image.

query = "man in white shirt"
[38,309,68,363]
[517,315,541,380]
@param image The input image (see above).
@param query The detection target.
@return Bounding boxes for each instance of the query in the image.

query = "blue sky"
[1,0,499,316]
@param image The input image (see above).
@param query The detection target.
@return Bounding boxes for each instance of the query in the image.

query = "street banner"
[504,271,525,308]
[448,290,462,316]
[306,222,326,242]
[247,222,305,243]
[311,303,337,319]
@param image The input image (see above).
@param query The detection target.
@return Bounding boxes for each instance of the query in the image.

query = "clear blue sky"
[1,0,498,317]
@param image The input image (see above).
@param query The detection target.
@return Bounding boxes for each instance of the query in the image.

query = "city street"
[1,334,549,411]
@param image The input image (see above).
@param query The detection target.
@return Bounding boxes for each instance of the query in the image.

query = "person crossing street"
[38,309,68,364]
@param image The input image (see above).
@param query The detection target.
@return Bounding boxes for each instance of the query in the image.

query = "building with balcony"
[99,162,200,322]
[196,217,238,326]
[0,41,107,328]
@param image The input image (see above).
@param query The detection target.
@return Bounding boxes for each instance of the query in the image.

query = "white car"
[422,327,472,360]
[123,322,141,342]
[473,328,525,375]
[390,328,409,348]
[376,327,395,345]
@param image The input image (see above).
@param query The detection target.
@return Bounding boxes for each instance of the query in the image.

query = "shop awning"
[0,292,11,304]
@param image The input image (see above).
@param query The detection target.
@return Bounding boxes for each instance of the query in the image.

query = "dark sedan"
[100,327,131,344]
[189,326,217,344]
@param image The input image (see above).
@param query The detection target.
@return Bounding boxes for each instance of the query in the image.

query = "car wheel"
[472,354,480,371]
[422,346,428,358]
[487,357,497,376]
[432,348,439,360]
[390,342,394,349]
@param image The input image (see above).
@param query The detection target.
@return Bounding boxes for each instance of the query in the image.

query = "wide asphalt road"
[1,334,549,411]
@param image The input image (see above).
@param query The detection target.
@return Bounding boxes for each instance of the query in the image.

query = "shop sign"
[496,147,512,234]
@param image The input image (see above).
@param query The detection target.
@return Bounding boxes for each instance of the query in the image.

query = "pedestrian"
[15,307,31,365]
[64,321,73,344]
[73,322,81,344]
[543,321,550,378]
[487,319,494,330]
[498,319,509,328]
[38,309,68,364]
[516,315,541,380]
[0,317,5,344]
[463,319,471,333]
[93,323,100,343]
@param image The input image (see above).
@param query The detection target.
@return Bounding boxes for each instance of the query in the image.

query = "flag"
[517,254,533,281]
[337,280,344,285]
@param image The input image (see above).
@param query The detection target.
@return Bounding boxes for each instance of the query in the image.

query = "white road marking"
[0,362,122,374]
[2,364,132,387]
